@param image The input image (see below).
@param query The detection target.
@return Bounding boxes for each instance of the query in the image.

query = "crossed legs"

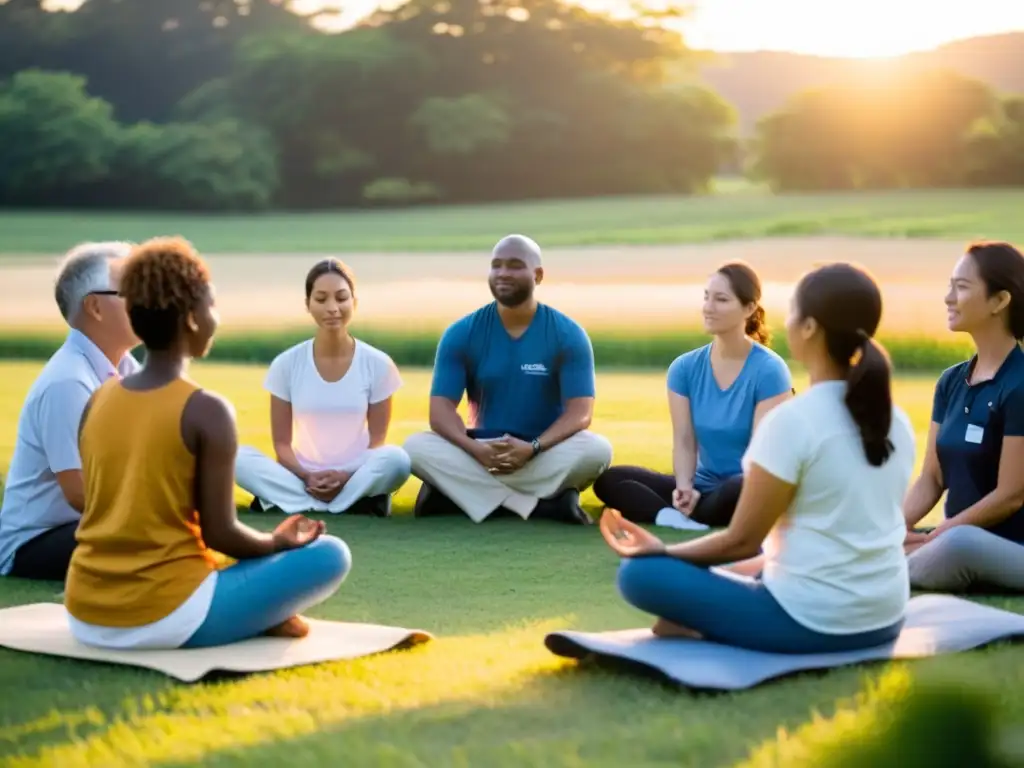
[404,431,613,523]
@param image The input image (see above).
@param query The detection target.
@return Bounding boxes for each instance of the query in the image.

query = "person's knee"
[937,525,989,556]
[372,445,412,482]
[908,526,987,589]
[573,432,613,475]
[616,557,665,610]
[403,431,443,471]
[592,465,628,502]
[306,535,353,586]
[921,525,987,567]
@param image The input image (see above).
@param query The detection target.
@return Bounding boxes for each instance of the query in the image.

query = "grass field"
[2,362,1022,767]
[1,188,1023,256]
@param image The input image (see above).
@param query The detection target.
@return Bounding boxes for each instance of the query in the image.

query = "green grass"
[0,362,1021,767]
[1,188,1023,254]
[0,327,978,373]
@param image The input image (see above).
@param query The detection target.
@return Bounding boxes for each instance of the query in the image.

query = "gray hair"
[54,241,133,324]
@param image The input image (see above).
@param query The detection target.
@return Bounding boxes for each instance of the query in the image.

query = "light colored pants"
[235,445,411,514]
[908,525,1024,593]
[403,430,613,523]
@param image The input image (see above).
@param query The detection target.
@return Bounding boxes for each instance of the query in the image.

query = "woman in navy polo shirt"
[903,241,1024,592]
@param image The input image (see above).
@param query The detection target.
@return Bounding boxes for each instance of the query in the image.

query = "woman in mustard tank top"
[65,236,353,649]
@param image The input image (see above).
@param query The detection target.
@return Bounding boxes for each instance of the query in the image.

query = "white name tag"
[965,424,984,444]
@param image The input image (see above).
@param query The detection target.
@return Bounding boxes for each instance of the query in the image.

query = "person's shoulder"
[669,344,710,371]
[267,339,312,374]
[1005,345,1024,380]
[936,359,970,389]
[750,342,788,368]
[28,346,93,402]
[443,305,493,337]
[186,387,237,426]
[356,338,398,368]
[540,304,590,338]
[763,386,821,438]
[272,339,312,364]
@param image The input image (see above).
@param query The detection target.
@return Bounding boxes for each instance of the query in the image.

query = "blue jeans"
[183,536,352,648]
[617,556,904,654]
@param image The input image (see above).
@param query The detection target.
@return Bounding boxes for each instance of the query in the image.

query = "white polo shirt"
[0,330,139,575]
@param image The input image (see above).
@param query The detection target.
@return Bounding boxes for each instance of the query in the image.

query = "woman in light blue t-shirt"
[593,262,793,528]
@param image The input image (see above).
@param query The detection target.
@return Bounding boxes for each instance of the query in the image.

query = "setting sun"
[679,0,1024,58]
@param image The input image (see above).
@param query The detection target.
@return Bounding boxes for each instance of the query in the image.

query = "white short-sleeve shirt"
[0,330,140,575]
[742,380,915,635]
[264,339,402,472]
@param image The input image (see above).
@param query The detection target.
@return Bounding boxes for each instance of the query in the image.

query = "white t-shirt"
[264,339,402,472]
[742,380,914,635]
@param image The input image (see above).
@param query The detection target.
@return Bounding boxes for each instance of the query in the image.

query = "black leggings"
[10,521,78,581]
[592,466,742,527]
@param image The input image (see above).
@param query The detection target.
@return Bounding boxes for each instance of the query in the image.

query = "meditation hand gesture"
[600,509,667,558]
[492,435,535,474]
[672,486,701,516]
[273,515,326,552]
[305,470,350,502]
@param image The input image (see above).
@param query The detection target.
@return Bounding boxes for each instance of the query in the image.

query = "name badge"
[965,424,984,444]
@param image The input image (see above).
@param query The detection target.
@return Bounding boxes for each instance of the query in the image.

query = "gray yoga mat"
[544,594,1024,690]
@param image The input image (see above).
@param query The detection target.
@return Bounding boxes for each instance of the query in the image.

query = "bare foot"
[264,615,310,639]
[652,618,702,640]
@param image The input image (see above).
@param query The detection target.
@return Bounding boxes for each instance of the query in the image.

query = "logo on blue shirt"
[521,363,549,376]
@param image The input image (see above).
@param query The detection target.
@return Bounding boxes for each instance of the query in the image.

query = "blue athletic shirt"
[667,342,792,493]
[430,302,596,441]
[932,345,1024,543]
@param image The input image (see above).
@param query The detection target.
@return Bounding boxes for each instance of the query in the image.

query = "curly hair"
[120,236,211,350]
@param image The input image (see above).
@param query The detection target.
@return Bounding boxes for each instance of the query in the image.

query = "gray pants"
[908,525,1024,593]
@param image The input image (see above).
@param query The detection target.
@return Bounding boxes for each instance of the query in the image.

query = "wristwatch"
[530,438,542,456]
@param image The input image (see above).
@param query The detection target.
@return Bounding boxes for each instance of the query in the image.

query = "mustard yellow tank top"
[66,377,217,627]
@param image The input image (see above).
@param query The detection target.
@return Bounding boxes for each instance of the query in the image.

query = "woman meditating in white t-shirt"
[235,259,411,517]
[600,263,914,653]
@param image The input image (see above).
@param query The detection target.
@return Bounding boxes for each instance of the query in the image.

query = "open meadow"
[1,190,1023,766]
[2,362,1023,767]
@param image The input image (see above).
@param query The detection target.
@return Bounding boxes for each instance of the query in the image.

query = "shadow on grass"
[2,513,1023,767]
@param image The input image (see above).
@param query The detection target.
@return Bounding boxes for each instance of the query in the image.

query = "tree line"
[0,0,1021,211]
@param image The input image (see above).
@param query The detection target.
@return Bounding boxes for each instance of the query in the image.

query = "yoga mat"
[544,595,1024,691]
[0,603,433,683]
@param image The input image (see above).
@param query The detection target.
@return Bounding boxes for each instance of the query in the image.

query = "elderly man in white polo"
[0,242,140,581]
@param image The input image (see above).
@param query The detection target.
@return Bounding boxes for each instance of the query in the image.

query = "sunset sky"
[298,0,1024,58]
[44,0,1024,58]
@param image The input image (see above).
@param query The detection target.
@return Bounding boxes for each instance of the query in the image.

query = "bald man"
[404,235,612,524]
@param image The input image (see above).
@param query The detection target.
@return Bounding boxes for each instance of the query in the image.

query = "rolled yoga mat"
[544,594,1024,691]
[0,602,434,682]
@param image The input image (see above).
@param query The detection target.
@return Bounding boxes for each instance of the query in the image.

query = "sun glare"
[679,0,1024,59]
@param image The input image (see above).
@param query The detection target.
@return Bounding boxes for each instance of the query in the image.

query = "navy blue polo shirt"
[933,345,1024,543]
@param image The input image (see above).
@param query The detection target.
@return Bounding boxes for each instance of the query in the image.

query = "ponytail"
[745,304,771,345]
[844,330,894,466]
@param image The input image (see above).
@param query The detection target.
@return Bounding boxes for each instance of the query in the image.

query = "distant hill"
[694,32,1024,135]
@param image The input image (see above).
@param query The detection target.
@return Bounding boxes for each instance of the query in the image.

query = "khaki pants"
[403,431,613,523]
[235,445,411,514]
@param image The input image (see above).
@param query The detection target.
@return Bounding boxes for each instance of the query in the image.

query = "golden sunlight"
[302,0,1024,59]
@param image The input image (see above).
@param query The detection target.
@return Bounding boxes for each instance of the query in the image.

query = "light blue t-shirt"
[430,302,596,440]
[0,330,140,575]
[667,342,792,493]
